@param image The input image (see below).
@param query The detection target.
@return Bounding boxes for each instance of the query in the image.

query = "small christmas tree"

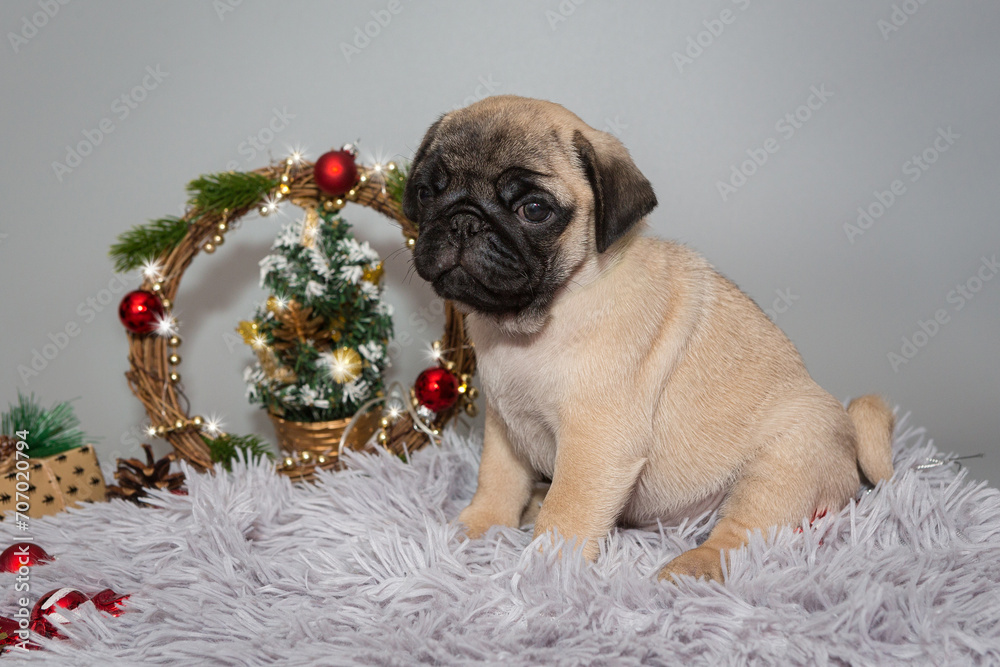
[240,207,393,422]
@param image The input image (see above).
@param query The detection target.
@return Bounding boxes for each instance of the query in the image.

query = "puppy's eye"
[417,186,433,204]
[517,201,552,223]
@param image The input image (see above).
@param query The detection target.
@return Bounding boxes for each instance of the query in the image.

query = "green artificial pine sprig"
[109,216,190,272]
[1,393,93,460]
[384,161,409,206]
[186,171,279,218]
[203,433,274,471]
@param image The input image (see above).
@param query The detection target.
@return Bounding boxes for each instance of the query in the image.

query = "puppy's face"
[404,96,657,324]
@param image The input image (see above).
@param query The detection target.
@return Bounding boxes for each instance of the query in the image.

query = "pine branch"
[109,216,189,273]
[1,393,92,460]
[203,433,274,471]
[187,171,278,218]
[384,161,409,205]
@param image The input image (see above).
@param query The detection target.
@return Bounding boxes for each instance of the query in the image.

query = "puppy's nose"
[449,212,483,241]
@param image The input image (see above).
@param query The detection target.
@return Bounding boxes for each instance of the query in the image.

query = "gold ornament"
[203,242,216,254]
[236,320,260,345]
[168,353,181,365]
[212,235,224,246]
[362,262,384,285]
[167,335,181,347]
[255,345,297,384]
[161,298,172,310]
[266,295,287,313]
[300,209,321,248]
[169,372,181,383]
[326,347,362,384]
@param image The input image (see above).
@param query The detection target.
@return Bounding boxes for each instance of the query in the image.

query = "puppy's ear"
[572,130,657,253]
[402,116,445,222]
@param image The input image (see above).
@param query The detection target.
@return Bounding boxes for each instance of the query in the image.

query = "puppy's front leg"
[457,404,535,539]
[533,420,646,562]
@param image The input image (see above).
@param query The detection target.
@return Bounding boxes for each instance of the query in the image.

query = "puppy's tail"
[848,395,895,484]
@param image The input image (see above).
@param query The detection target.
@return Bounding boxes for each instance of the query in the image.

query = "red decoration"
[0,543,53,573]
[119,290,165,335]
[90,589,129,617]
[0,616,21,646]
[28,588,128,639]
[414,367,460,412]
[30,588,89,638]
[313,148,359,196]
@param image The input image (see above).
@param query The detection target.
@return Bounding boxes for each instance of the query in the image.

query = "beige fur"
[440,97,896,583]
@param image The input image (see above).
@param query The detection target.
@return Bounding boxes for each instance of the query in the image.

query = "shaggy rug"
[1,412,999,666]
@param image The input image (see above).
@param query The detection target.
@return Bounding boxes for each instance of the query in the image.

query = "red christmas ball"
[119,290,165,335]
[0,616,21,646]
[414,367,461,412]
[0,543,53,572]
[30,588,89,638]
[90,589,129,617]
[314,149,359,196]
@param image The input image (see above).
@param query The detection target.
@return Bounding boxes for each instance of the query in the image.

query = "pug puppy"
[403,95,895,582]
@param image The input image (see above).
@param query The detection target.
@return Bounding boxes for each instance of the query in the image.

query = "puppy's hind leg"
[659,403,859,583]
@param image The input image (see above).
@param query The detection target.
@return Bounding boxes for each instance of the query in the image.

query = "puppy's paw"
[455,504,506,540]
[531,525,599,562]
[657,546,725,584]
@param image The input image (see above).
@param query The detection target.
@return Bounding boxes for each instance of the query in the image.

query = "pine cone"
[271,300,330,350]
[105,444,185,504]
[0,435,16,476]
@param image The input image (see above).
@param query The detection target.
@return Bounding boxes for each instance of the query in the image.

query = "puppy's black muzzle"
[448,212,484,245]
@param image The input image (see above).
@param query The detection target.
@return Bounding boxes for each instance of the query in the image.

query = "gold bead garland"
[123,147,477,479]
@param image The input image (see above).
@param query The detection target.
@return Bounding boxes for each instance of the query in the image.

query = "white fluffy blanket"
[1,414,999,665]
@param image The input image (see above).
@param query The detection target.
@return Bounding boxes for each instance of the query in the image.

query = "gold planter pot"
[268,411,378,458]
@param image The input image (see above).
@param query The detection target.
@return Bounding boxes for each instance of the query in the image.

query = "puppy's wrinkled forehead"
[427,97,587,182]
[434,119,557,176]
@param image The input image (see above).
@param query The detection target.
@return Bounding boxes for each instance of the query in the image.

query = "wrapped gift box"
[0,445,107,520]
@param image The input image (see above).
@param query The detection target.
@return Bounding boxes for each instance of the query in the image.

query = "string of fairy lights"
[118,144,479,475]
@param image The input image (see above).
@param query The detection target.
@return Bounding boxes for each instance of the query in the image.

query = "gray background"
[1,1,997,483]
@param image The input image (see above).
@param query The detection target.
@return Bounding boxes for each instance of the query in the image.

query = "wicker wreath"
[123,153,475,479]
